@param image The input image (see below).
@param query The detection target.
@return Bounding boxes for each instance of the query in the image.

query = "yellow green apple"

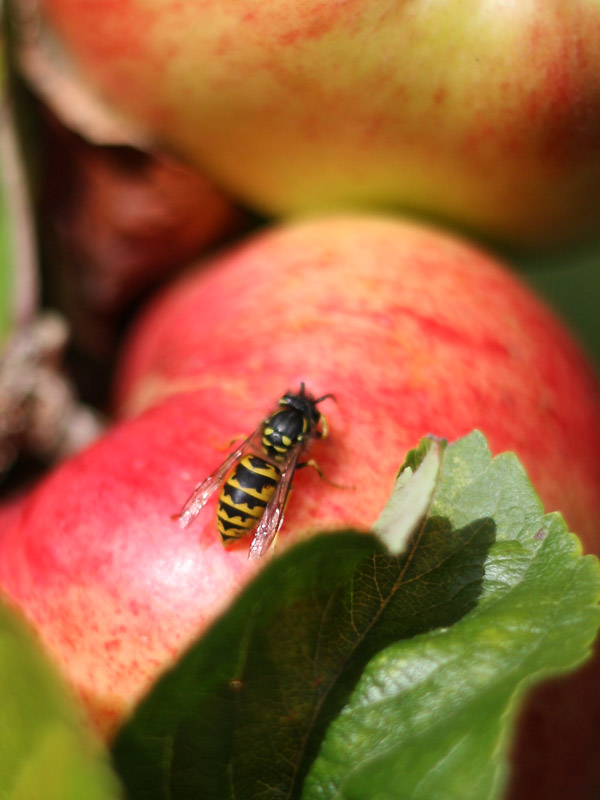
[36,0,600,246]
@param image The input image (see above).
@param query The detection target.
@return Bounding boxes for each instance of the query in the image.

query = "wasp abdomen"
[216,455,280,544]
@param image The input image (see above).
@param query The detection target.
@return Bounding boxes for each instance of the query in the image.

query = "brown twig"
[0,312,104,475]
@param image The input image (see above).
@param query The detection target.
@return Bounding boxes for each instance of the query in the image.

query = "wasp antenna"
[314,393,337,405]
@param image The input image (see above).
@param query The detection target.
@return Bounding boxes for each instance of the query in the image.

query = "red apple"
[0,493,29,537]
[115,215,600,552]
[1,216,599,799]
[35,0,600,246]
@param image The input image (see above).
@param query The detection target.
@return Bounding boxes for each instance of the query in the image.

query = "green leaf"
[0,600,122,800]
[303,433,600,800]
[112,431,600,800]
[113,449,493,797]
[372,435,444,554]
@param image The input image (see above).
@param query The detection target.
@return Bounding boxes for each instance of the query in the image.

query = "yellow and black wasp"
[172,383,335,559]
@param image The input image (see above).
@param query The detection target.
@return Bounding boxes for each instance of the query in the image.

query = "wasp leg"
[311,412,330,441]
[297,458,355,490]
[297,458,325,478]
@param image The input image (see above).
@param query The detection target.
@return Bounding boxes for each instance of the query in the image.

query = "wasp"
[172,384,335,559]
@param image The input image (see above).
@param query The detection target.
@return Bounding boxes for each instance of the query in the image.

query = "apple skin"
[0,396,272,738]
[115,215,600,552]
[1,215,599,799]
[37,0,600,247]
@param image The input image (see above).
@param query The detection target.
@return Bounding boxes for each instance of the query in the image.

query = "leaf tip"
[373,435,444,555]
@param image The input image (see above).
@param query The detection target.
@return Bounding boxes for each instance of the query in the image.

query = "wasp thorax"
[262,407,314,461]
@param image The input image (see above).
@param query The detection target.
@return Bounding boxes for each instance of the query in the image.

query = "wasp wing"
[174,424,265,529]
[248,445,303,560]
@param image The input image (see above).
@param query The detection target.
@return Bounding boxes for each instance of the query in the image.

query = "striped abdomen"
[216,455,280,545]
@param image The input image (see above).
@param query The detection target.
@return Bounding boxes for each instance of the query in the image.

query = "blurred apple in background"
[8,9,247,371]
[1,216,599,799]
[36,112,246,365]
[32,0,600,247]
[39,117,244,316]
